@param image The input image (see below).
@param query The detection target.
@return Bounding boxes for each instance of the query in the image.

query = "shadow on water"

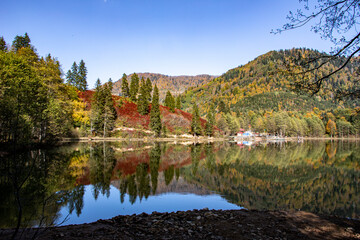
[0,148,72,239]
[1,140,360,237]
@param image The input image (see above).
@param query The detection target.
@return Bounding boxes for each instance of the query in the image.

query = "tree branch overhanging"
[274,0,360,99]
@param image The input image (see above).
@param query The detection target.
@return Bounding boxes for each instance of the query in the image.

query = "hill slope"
[112,73,216,100]
[79,90,212,136]
[181,48,360,115]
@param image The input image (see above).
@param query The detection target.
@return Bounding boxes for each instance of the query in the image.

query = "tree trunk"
[103,113,107,138]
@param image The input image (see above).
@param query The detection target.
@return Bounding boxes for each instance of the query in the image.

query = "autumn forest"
[2,33,360,148]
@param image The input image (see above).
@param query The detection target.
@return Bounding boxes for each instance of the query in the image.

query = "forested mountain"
[181,48,360,115]
[112,73,215,100]
[177,49,360,137]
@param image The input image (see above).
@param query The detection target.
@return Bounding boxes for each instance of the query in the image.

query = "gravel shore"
[1,209,359,240]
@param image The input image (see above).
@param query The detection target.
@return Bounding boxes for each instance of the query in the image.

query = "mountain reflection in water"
[1,140,359,229]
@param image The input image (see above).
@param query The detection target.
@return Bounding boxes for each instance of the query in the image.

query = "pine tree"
[129,73,139,101]
[138,78,149,115]
[65,70,73,85]
[12,33,31,52]
[205,103,215,136]
[137,78,144,104]
[78,59,88,91]
[91,78,103,135]
[108,78,113,91]
[0,36,7,52]
[121,73,130,97]
[176,95,181,109]
[95,78,101,90]
[191,103,202,136]
[66,60,87,91]
[91,78,116,136]
[102,80,116,137]
[66,62,78,86]
[150,84,162,137]
[165,91,175,112]
[145,77,152,101]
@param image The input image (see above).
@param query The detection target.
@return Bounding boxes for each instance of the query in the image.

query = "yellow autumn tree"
[72,100,90,129]
[326,119,337,138]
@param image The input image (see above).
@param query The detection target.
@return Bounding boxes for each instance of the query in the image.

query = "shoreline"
[1,209,359,240]
[61,136,360,143]
[61,136,227,143]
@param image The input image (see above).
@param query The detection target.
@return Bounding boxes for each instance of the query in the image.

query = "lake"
[1,140,359,228]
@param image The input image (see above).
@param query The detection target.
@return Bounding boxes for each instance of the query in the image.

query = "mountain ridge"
[180,48,360,115]
[112,73,217,100]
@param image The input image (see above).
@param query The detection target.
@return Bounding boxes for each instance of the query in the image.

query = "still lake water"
[1,140,359,228]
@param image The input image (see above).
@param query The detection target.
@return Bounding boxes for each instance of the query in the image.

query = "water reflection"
[192,141,360,218]
[1,140,360,229]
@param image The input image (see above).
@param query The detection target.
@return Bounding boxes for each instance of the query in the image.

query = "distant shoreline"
[287,136,360,141]
[61,136,360,143]
[61,136,227,143]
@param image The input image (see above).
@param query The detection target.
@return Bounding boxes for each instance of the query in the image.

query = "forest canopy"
[0,33,82,145]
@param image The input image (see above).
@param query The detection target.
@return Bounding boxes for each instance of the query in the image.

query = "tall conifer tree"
[164,91,175,113]
[91,78,116,136]
[138,78,149,115]
[12,33,31,52]
[145,77,152,101]
[205,103,215,136]
[66,60,87,91]
[176,96,181,110]
[150,84,162,137]
[0,37,7,52]
[91,78,103,134]
[78,59,88,91]
[121,73,130,97]
[66,62,78,87]
[191,103,202,136]
[129,73,139,101]
[102,80,116,137]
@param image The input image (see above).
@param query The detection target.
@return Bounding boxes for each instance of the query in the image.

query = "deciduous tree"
[326,119,337,137]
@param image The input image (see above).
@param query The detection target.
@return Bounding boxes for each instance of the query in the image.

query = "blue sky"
[0,0,334,88]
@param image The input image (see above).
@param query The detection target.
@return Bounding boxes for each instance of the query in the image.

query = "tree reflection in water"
[1,140,360,231]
